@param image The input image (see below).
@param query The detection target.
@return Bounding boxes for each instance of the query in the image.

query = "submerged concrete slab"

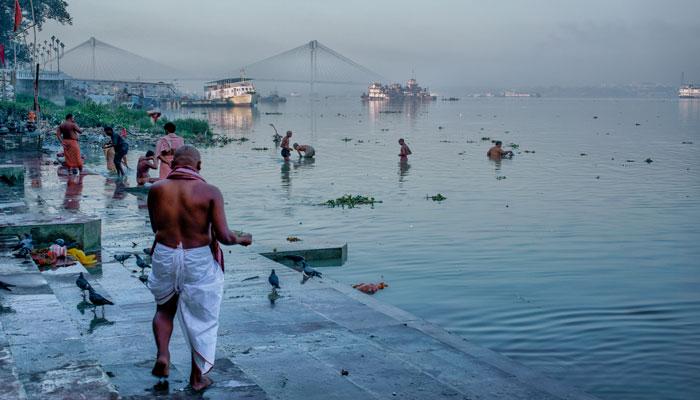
[0,213,101,251]
[256,239,347,266]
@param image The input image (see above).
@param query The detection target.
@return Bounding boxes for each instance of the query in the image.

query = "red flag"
[0,44,5,67]
[14,0,22,32]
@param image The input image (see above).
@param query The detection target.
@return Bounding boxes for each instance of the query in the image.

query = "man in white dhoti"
[147,145,252,391]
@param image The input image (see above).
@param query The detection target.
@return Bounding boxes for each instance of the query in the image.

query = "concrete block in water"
[256,239,347,266]
[0,214,101,252]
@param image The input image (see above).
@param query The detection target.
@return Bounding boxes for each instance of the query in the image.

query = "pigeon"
[0,280,16,291]
[75,272,92,294]
[268,269,280,289]
[135,254,150,271]
[114,253,132,264]
[302,261,322,278]
[142,248,151,255]
[88,287,114,312]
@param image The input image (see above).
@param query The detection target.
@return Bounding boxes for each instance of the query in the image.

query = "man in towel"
[147,145,252,391]
[56,114,83,174]
[155,122,185,179]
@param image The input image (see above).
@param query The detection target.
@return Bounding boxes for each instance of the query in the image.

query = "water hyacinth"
[323,195,381,209]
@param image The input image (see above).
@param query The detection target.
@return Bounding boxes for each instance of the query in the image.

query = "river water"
[8,96,700,400]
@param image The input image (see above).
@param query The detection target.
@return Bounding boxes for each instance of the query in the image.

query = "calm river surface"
[13,96,700,400]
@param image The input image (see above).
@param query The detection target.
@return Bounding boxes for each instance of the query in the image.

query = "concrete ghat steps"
[39,260,268,399]
[0,256,118,399]
[1,248,599,400]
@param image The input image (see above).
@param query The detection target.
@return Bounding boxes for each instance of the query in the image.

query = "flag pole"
[28,0,39,113]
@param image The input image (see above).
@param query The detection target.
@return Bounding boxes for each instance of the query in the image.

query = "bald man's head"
[172,145,202,171]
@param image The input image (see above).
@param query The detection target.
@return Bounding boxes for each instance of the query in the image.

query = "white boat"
[679,85,700,98]
[204,77,258,106]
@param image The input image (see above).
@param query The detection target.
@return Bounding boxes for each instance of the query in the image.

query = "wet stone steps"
[0,256,118,399]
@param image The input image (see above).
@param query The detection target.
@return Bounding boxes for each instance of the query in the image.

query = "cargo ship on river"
[362,78,436,101]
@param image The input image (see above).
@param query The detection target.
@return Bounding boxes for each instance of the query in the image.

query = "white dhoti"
[147,243,224,374]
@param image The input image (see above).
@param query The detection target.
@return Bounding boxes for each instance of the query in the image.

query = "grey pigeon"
[268,269,280,289]
[0,280,16,291]
[142,248,151,255]
[302,261,322,278]
[114,253,132,264]
[135,254,150,271]
[88,287,114,312]
[75,272,91,294]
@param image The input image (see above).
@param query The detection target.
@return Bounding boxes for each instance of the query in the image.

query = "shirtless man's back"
[148,151,247,249]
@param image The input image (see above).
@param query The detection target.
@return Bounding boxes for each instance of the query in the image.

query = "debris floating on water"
[286,236,302,242]
[323,195,381,209]
[427,193,447,202]
[352,282,388,294]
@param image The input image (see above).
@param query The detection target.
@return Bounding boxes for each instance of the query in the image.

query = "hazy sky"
[41,0,700,87]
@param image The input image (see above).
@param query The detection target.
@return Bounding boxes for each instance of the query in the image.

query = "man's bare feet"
[190,375,213,392]
[151,358,169,378]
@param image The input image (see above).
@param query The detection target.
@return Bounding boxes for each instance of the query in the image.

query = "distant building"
[14,69,70,106]
[67,79,178,108]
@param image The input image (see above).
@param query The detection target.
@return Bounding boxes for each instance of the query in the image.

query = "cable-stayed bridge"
[239,40,383,87]
[55,38,382,89]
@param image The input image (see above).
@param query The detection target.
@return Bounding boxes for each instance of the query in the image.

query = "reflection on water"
[167,106,257,134]
[398,159,410,183]
[62,174,84,210]
[88,309,115,333]
[76,299,92,315]
[678,99,700,124]
[292,157,315,171]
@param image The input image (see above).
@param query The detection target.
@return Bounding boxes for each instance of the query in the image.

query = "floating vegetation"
[379,110,402,114]
[496,176,507,180]
[427,193,447,201]
[265,112,282,115]
[626,159,635,163]
[341,137,352,142]
[645,158,653,163]
[380,128,389,131]
[580,153,588,156]
[523,150,536,153]
[286,236,302,242]
[465,140,475,144]
[357,140,365,143]
[230,137,250,142]
[251,147,269,151]
[323,195,381,209]
[481,137,491,141]
[681,141,693,144]
[439,140,453,143]
[509,143,520,149]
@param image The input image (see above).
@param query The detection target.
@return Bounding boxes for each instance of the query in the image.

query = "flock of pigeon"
[267,255,322,304]
[75,272,114,315]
